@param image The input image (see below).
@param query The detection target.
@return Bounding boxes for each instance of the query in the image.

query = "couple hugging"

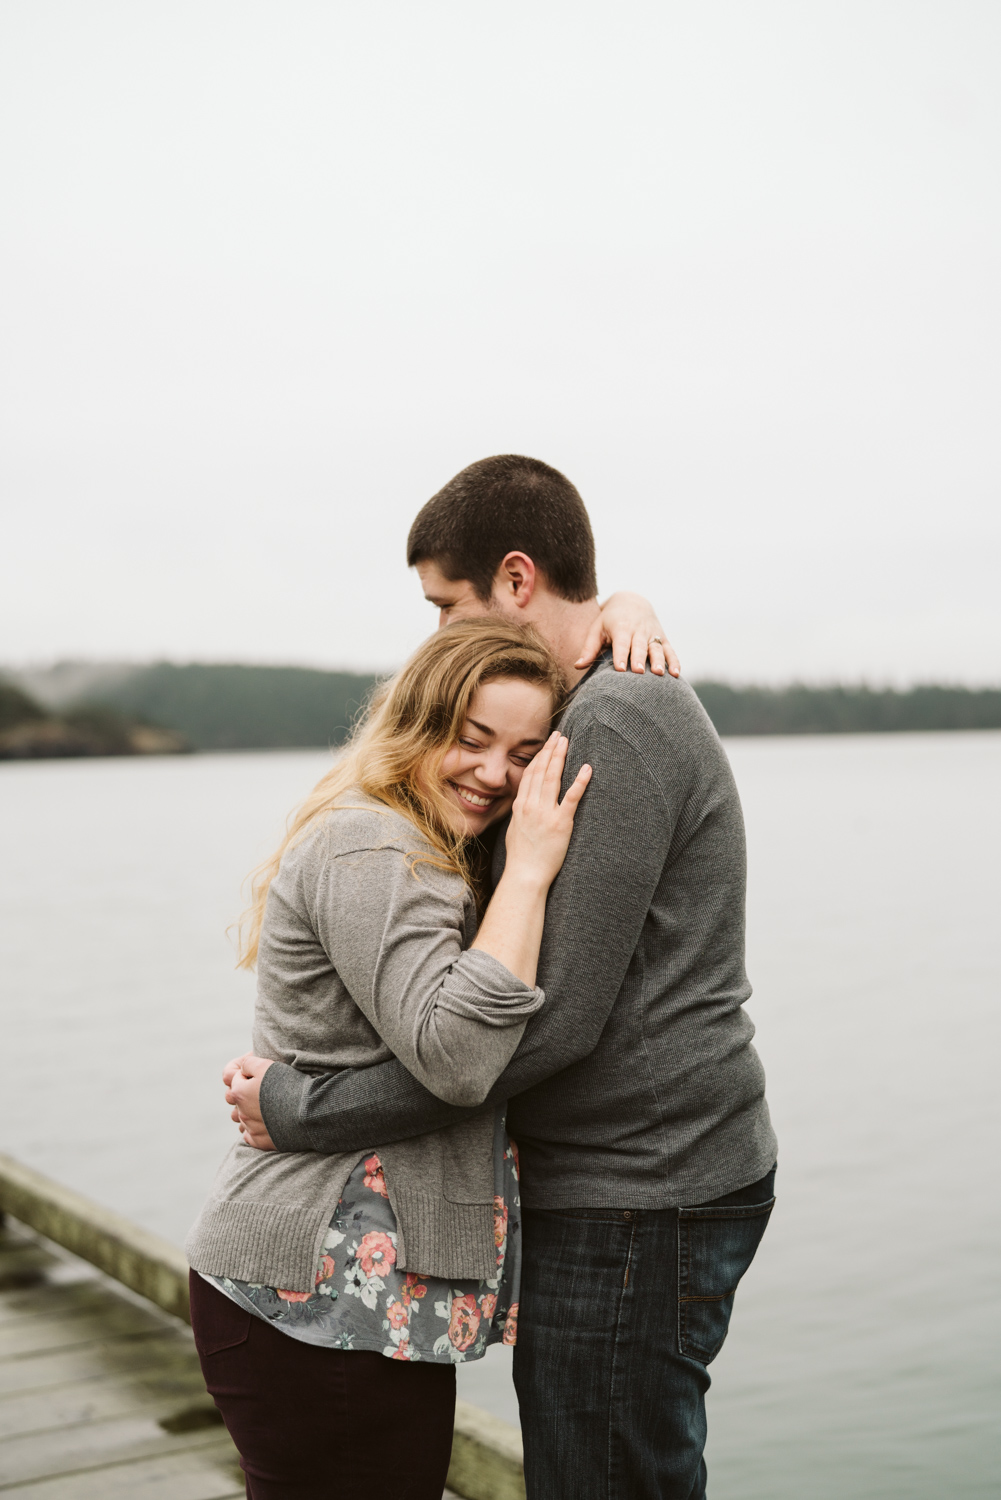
[186,454,777,1500]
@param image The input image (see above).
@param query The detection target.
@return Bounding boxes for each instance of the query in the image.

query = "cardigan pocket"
[438,1109,495,1205]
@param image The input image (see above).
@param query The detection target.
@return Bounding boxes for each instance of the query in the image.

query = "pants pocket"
[189,1272,253,1357]
[677,1197,774,1363]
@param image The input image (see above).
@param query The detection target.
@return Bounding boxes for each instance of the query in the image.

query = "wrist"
[498,863,551,898]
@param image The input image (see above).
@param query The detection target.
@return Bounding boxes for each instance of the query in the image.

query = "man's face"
[416,559,518,629]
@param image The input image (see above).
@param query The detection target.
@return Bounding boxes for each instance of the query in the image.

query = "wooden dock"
[0,1216,243,1497]
[0,1155,524,1500]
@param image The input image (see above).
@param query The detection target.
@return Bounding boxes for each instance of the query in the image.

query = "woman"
[186,617,592,1498]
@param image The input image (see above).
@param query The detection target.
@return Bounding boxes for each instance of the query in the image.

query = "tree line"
[2,663,999,759]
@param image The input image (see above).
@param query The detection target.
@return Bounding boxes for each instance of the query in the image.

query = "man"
[230,454,777,1499]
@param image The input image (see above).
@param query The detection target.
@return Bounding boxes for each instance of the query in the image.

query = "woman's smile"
[447,781,504,813]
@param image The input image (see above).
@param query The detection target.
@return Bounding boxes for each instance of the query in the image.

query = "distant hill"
[694,681,1001,736]
[81,662,379,751]
[4,662,1000,756]
[64,669,1001,746]
[0,679,189,759]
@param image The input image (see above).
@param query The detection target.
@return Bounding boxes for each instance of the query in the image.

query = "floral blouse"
[203,1113,519,1363]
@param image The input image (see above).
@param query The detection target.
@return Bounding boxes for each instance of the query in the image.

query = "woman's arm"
[312,849,537,1108]
[226,737,591,1142]
[575,592,680,678]
[304,743,589,1109]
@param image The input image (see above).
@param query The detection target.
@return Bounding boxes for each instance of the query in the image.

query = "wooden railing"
[0,1151,526,1500]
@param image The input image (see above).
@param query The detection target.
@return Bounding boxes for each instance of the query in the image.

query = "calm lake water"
[1,734,999,1498]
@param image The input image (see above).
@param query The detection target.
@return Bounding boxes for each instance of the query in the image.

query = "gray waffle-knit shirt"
[260,658,778,1208]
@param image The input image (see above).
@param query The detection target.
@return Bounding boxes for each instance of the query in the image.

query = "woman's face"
[439,676,553,836]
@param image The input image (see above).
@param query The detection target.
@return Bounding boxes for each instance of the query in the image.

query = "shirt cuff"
[258,1060,317,1153]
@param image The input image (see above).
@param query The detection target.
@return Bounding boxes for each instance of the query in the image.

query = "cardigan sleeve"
[310,840,545,1107]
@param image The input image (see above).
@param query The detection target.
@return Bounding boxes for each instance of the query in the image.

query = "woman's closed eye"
[458,736,536,768]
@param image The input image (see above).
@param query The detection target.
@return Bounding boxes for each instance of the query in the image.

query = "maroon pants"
[189,1272,456,1499]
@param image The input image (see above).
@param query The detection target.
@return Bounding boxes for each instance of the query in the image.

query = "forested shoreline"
[2,663,999,759]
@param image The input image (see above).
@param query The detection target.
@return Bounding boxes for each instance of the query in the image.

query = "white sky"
[2,1,999,683]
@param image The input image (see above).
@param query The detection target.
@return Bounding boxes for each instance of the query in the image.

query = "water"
[1,735,998,1497]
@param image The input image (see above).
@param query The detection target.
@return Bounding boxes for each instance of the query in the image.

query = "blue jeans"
[513,1167,776,1500]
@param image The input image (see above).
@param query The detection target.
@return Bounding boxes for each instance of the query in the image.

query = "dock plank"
[0,1222,242,1498]
[0,1308,169,1361]
[0,1368,213,1439]
[0,1413,235,1486]
[0,1450,245,1499]
[0,1331,204,1398]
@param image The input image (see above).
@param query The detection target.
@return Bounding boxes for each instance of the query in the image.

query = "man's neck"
[525,594,602,687]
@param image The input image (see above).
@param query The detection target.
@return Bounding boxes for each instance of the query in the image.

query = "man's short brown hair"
[407,454,598,603]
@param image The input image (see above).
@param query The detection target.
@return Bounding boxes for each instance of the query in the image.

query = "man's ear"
[493,552,537,611]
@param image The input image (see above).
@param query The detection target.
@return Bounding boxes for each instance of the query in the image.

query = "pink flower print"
[315,1255,336,1287]
[386,1298,409,1330]
[402,1273,427,1307]
[502,1302,519,1346]
[356,1230,396,1279]
[276,1288,312,1303]
[363,1154,389,1198]
[391,1337,413,1360]
[493,1196,508,1249]
[448,1293,482,1353]
[508,1138,520,1175]
[479,1292,497,1321]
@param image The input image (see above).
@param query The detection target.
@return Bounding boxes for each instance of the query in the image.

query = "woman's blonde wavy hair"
[237,616,565,969]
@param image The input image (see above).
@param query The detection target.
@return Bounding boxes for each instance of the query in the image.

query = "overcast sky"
[2,1,999,683]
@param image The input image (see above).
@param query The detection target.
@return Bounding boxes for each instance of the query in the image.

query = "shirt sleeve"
[261,718,673,1153]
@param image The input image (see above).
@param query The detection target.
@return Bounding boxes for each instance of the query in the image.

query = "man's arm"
[259,713,674,1154]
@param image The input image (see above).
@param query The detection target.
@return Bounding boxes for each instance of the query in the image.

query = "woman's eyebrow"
[465,719,546,747]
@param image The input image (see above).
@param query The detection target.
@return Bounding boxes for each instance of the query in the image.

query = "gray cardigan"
[185,796,544,1292]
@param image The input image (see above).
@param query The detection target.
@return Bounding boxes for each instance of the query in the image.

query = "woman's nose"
[474,753,509,790]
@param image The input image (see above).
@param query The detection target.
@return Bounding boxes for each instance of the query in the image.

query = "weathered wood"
[448,1400,527,1500]
[0,1451,245,1499]
[0,1374,213,1441]
[0,1331,203,1398]
[0,1166,529,1500]
[0,1412,235,1486]
[0,1156,189,1324]
[0,1221,241,1498]
[0,1310,167,1362]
